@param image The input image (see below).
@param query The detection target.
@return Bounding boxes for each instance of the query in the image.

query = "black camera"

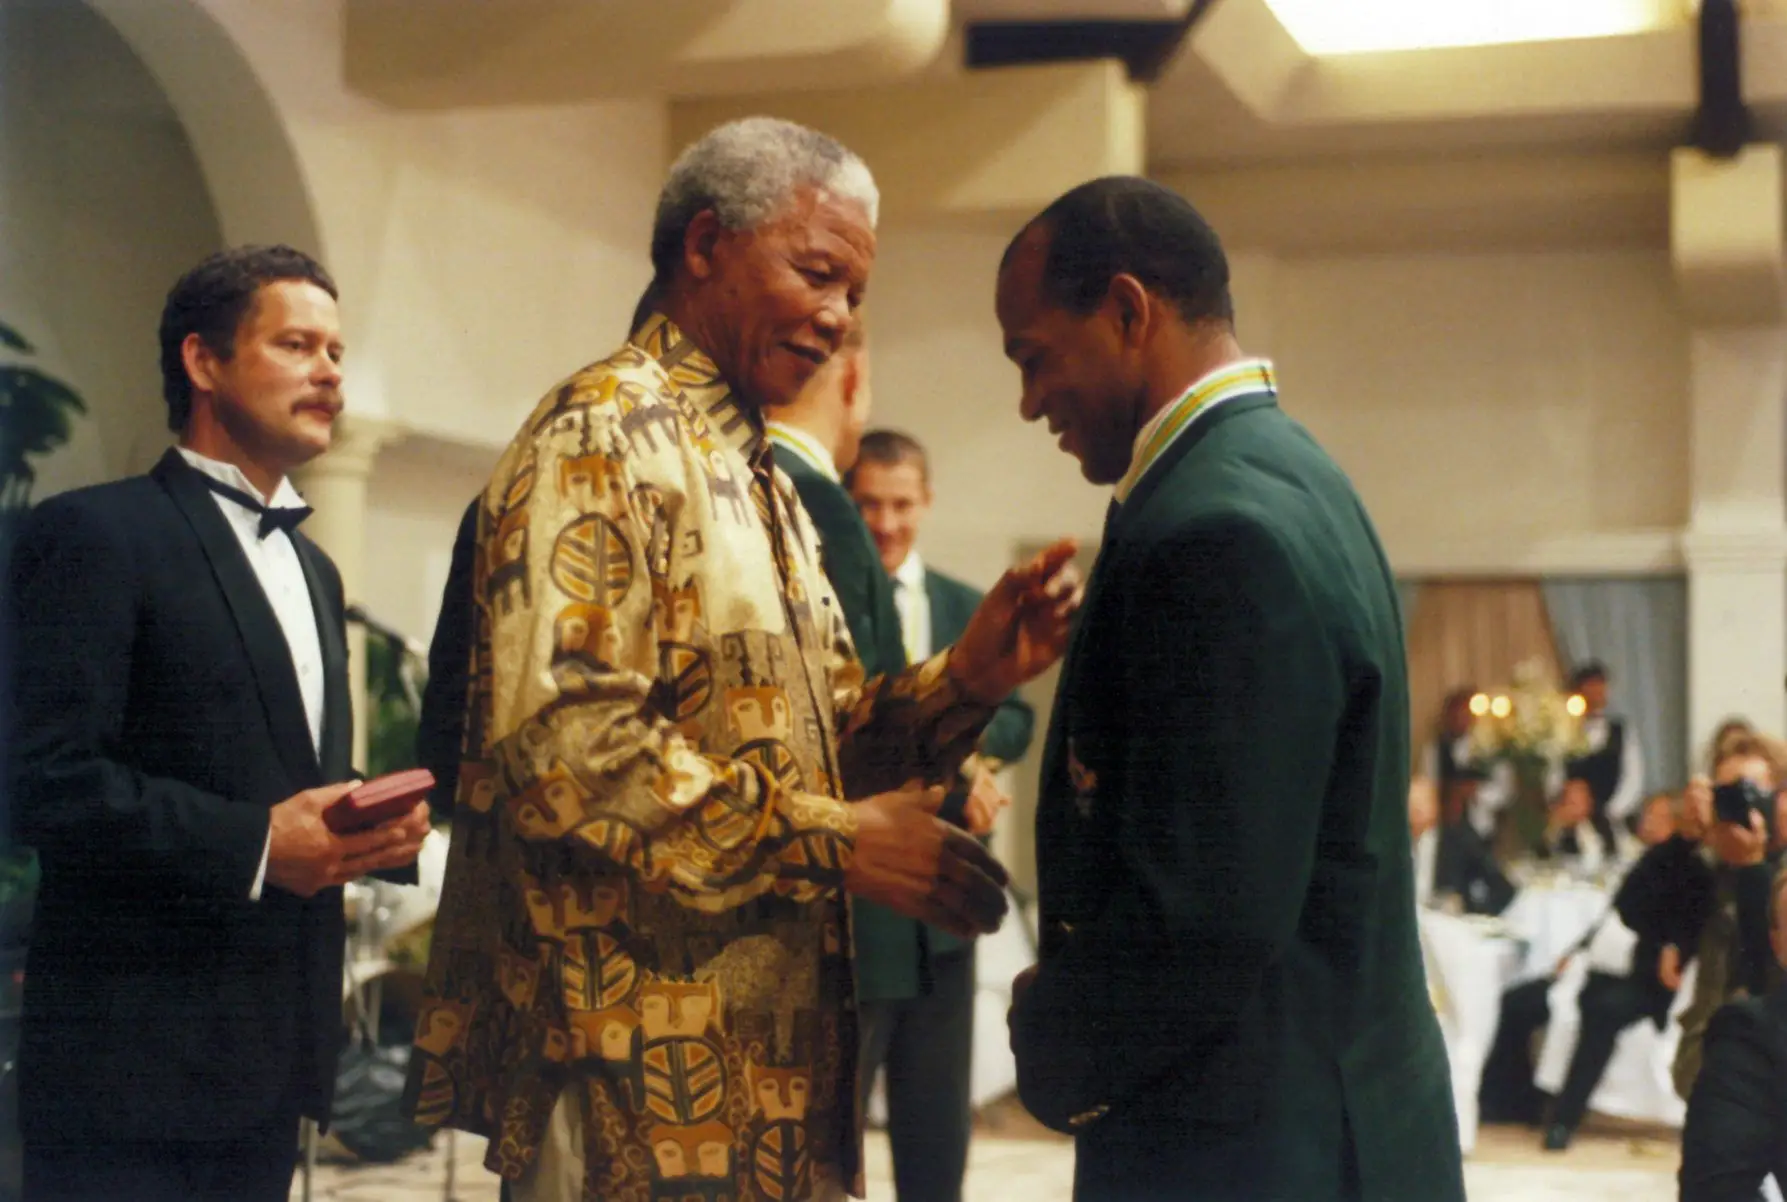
[1712,776,1777,836]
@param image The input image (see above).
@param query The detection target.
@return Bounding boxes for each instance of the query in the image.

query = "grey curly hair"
[649,117,879,282]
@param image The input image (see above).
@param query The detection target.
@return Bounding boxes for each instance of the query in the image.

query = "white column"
[1671,147,1787,753]
[294,415,401,771]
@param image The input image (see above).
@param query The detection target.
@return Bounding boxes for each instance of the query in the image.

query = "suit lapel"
[153,450,322,786]
[1120,392,1277,519]
[293,535,352,779]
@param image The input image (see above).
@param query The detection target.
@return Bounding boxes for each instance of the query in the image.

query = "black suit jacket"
[1679,985,1787,1201]
[6,449,354,1142]
[1013,395,1463,1201]
[417,499,481,819]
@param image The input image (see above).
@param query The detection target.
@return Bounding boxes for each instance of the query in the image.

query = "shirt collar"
[176,446,305,510]
[630,312,765,465]
[893,550,926,591]
[764,422,839,483]
[1114,357,1276,504]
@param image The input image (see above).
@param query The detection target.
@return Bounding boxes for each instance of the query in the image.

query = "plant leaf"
[0,322,32,355]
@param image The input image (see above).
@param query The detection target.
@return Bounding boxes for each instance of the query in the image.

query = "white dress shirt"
[177,448,324,900]
[891,550,932,667]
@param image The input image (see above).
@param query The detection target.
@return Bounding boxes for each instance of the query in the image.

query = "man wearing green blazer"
[999,177,1464,1202]
[850,430,1037,818]
[766,334,998,1202]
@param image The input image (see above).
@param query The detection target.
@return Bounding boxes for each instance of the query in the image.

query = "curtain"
[1540,577,1688,793]
[1404,579,1565,763]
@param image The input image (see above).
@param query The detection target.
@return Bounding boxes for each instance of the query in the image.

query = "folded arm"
[7,499,268,899]
[1011,516,1342,1129]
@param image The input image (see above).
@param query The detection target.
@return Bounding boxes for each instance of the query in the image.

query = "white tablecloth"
[1533,957,1695,1128]
[1418,909,1524,1154]
[1500,882,1613,982]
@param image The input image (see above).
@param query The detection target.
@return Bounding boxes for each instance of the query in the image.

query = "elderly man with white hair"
[404,117,1082,1202]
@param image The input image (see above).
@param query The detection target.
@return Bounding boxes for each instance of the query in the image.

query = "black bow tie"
[197,475,312,539]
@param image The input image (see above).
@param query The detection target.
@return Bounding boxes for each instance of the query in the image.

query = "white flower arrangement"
[1466,657,1590,771]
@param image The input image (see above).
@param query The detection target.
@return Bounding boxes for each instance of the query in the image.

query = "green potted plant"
[0,320,89,953]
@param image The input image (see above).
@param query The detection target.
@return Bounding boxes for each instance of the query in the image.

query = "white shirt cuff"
[250,826,271,901]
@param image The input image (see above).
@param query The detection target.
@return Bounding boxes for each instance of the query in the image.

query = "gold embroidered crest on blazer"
[405,316,991,1202]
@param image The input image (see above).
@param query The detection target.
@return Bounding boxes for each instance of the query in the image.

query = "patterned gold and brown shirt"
[405,316,992,1202]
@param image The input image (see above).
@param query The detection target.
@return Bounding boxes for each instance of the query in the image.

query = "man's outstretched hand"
[948,538,1083,704]
[845,785,1010,938]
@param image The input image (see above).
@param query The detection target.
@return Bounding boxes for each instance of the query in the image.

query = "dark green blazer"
[923,568,1036,768]
[776,448,926,1003]
[1009,393,1464,1202]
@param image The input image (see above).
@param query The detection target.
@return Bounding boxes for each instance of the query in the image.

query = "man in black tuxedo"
[1563,662,1644,846]
[999,178,1463,1202]
[1679,865,1787,1201]
[5,245,429,1202]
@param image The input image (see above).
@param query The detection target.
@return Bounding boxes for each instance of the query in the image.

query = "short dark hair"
[848,429,929,488]
[1568,661,1609,691]
[1004,176,1233,326]
[158,245,337,432]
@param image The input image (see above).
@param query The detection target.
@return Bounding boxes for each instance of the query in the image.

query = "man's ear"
[840,354,862,409]
[181,332,222,396]
[1107,273,1152,346]
[682,209,724,282]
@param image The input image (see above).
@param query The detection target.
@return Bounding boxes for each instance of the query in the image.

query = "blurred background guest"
[1678,865,1787,1201]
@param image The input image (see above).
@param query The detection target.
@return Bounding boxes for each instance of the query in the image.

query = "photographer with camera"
[1672,735,1787,1101]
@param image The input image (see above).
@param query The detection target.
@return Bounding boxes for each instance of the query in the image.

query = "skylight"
[1263,0,1685,56]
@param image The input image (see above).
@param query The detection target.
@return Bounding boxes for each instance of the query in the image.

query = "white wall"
[361,436,498,645]
[167,0,667,452]
[869,222,1691,587]
[1272,249,1691,564]
[0,2,222,501]
[340,103,666,450]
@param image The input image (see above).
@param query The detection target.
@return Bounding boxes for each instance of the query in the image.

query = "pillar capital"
[1671,145,1787,325]
[1680,527,1787,571]
[296,415,403,486]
